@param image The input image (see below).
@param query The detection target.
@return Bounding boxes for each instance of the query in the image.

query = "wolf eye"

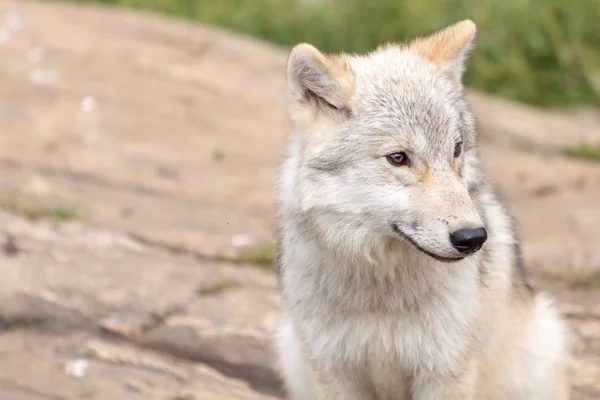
[454,142,463,158]
[386,152,408,166]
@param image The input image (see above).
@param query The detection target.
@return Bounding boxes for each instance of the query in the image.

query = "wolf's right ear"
[409,19,476,85]
[286,43,354,122]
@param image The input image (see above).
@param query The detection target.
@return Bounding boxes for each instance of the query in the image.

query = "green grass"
[197,281,240,296]
[545,269,600,289]
[562,144,600,161]
[0,195,81,222]
[581,273,600,288]
[238,241,275,267]
[63,0,600,107]
[212,241,275,267]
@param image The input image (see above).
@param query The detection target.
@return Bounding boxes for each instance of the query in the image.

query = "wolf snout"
[450,227,487,254]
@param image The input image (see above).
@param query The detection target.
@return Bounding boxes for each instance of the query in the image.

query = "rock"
[467,91,600,149]
[0,0,286,259]
[0,330,278,400]
[64,358,90,379]
[479,145,600,278]
[3,234,19,255]
[0,210,282,397]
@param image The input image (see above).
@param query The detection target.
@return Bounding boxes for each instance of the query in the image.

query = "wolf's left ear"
[286,43,354,124]
[409,19,476,85]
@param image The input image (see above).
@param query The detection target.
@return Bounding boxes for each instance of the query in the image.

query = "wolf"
[274,19,570,400]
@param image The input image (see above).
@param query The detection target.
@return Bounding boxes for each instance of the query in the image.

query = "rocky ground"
[0,1,599,399]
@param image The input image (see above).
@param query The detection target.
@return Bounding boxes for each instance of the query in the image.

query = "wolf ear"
[286,43,354,122]
[409,19,476,84]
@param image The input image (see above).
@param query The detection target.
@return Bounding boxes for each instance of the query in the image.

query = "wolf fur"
[274,20,570,400]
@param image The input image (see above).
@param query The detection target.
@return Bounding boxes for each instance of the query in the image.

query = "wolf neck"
[281,220,481,316]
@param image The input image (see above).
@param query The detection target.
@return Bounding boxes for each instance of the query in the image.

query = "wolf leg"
[276,317,318,400]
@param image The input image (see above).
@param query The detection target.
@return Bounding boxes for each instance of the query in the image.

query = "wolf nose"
[450,227,487,254]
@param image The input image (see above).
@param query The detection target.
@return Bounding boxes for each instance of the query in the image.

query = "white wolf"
[274,20,570,400]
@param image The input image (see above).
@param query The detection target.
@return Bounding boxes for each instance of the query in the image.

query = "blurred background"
[74,0,600,107]
[0,0,598,399]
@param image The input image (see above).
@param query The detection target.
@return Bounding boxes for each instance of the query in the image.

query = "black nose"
[450,227,487,254]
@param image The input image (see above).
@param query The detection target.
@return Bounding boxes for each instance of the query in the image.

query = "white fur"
[275,20,569,400]
[277,317,317,399]
[503,296,569,400]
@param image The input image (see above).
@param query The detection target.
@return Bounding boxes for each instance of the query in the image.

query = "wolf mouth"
[391,224,465,263]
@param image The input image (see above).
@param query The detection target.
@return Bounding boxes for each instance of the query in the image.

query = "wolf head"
[280,20,487,263]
